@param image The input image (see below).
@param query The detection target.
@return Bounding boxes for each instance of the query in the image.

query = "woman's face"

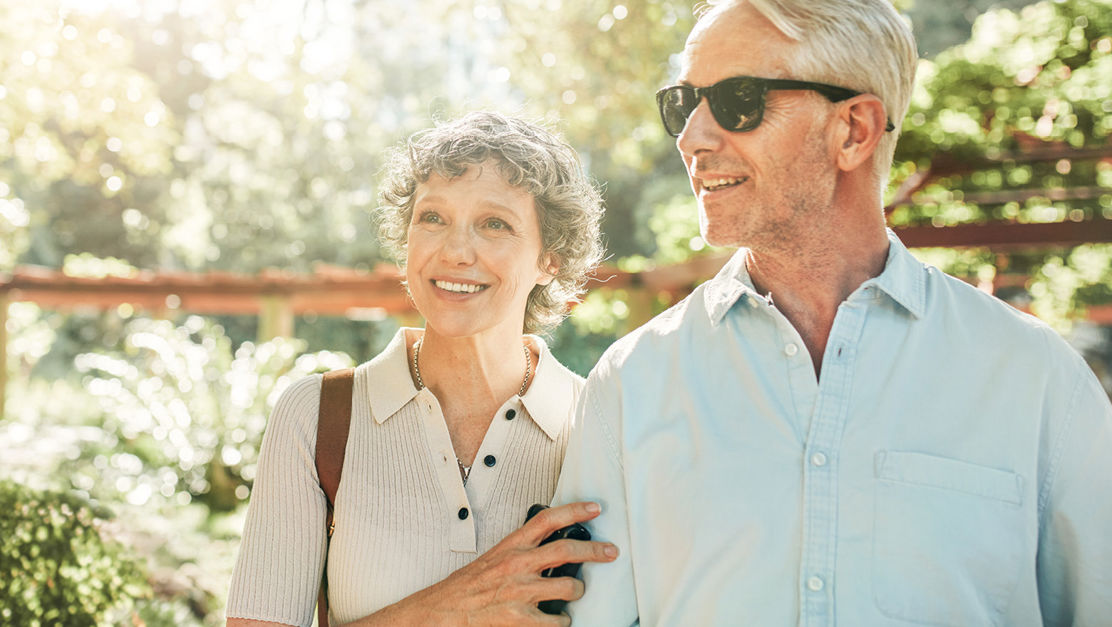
[406,160,554,339]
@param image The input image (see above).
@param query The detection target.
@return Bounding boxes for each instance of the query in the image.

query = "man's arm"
[552,367,639,626]
[1036,361,1112,625]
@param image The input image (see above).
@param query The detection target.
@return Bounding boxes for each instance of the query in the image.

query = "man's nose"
[676,99,724,157]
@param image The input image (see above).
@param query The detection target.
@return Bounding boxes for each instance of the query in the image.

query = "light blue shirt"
[553,232,1112,626]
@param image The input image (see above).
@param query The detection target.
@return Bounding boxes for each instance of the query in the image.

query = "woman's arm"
[341,501,618,627]
[227,376,329,627]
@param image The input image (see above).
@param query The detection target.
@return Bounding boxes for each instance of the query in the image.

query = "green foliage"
[1029,244,1112,328]
[73,315,353,512]
[0,185,28,272]
[896,0,1112,193]
[2,314,356,623]
[0,480,150,626]
[906,0,1039,58]
[889,0,1112,327]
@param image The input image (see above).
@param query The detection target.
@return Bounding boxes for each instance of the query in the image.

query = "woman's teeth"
[434,280,486,294]
[703,177,747,191]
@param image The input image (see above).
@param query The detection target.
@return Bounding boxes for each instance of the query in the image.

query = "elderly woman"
[226,111,616,626]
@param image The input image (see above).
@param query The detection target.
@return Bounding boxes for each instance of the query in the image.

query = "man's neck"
[745,226,890,376]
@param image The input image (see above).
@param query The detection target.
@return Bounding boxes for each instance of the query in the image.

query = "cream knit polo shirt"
[227,327,583,626]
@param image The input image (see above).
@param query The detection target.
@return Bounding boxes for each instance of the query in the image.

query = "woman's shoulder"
[264,373,324,443]
[274,373,324,411]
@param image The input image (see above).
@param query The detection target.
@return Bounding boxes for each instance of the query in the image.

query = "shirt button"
[784,343,799,356]
[457,508,469,520]
[504,409,516,420]
[810,452,828,467]
[807,576,824,592]
[483,455,496,467]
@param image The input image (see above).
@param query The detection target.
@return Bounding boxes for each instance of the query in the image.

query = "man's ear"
[537,253,559,286]
[834,95,889,173]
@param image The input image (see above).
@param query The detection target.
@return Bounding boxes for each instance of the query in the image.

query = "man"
[552,0,1112,624]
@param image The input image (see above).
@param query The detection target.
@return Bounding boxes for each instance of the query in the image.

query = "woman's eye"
[417,211,442,224]
[484,218,510,231]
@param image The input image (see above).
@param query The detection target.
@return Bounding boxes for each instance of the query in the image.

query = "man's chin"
[700,228,744,249]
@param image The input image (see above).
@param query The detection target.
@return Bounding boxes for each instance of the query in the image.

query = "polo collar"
[365,328,422,425]
[703,229,927,325]
[365,328,574,440]
[519,335,577,441]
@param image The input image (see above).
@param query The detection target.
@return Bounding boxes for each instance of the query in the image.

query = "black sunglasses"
[656,75,895,138]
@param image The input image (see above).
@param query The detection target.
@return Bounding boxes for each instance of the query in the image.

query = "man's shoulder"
[593,282,715,375]
[924,264,1078,363]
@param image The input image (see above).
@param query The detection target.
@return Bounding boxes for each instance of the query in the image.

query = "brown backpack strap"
[315,368,355,627]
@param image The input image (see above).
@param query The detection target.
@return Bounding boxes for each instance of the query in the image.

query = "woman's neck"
[409,325,531,413]
[407,324,534,466]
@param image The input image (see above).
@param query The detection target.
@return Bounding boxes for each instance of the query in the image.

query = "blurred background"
[2,0,1111,623]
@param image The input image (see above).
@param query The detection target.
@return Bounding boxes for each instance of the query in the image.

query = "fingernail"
[604,545,618,558]
[585,502,601,514]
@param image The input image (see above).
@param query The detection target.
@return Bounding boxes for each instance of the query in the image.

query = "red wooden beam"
[892,217,1112,250]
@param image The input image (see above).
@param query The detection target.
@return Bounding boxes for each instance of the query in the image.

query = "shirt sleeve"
[226,375,329,627]
[551,364,639,626]
[1036,358,1112,626]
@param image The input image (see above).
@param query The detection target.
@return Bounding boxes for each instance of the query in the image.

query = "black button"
[457,507,469,520]
[483,455,496,467]
[505,409,516,420]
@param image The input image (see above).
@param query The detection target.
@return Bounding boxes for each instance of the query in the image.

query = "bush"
[0,480,150,626]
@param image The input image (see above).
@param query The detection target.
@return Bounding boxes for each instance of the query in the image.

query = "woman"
[226,111,616,626]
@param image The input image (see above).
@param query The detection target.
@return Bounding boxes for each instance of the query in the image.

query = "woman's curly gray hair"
[376,111,605,335]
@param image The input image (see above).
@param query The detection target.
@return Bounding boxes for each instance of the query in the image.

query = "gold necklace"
[411,338,532,396]
[412,337,533,484]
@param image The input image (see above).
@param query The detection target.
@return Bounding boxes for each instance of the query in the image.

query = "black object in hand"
[524,503,592,615]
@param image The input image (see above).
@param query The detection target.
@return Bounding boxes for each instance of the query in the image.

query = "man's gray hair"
[376,111,605,335]
[703,0,918,178]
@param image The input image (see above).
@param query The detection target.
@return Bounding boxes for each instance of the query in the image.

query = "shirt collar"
[703,229,927,325]
[704,249,762,326]
[365,328,576,440]
[365,327,422,424]
[859,230,926,319]
[519,335,578,441]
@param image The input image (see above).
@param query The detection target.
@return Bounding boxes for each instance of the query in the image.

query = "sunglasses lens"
[659,87,697,137]
[713,79,764,132]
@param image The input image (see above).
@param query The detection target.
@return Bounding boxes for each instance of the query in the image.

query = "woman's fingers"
[540,575,585,602]
[511,575,585,608]
[517,501,600,545]
[532,537,619,570]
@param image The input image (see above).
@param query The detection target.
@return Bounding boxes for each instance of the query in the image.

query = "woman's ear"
[537,254,559,286]
[834,95,888,173]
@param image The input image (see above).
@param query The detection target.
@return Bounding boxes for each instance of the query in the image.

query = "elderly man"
[553,0,1112,624]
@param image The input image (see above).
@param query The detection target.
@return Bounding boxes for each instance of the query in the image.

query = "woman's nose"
[440,225,477,265]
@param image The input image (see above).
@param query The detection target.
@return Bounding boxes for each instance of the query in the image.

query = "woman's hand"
[350,501,618,626]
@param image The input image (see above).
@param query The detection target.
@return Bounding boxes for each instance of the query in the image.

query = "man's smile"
[700,176,749,192]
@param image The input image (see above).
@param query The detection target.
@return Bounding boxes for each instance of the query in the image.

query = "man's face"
[676,3,839,251]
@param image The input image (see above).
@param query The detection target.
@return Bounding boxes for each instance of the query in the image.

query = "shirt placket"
[461,399,519,514]
[414,389,478,553]
[799,294,870,627]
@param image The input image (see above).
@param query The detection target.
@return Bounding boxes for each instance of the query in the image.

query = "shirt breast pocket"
[872,451,1024,626]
